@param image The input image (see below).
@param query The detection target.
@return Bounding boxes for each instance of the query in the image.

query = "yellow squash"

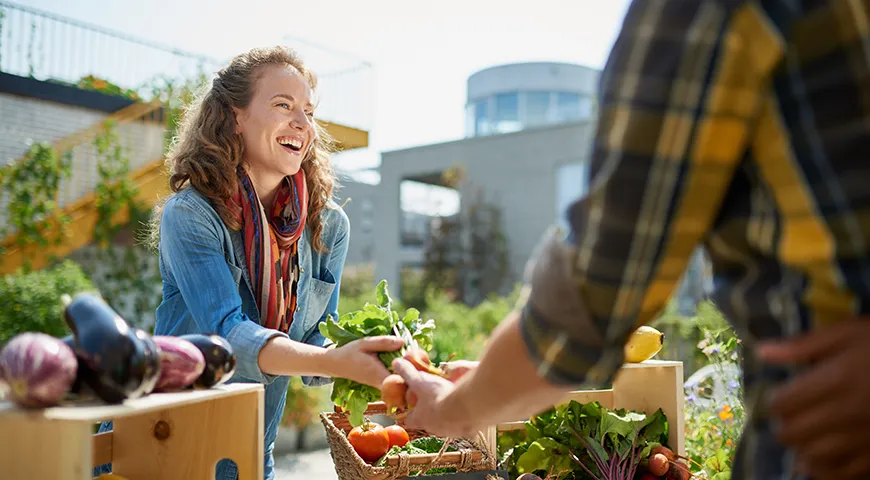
[624,326,665,363]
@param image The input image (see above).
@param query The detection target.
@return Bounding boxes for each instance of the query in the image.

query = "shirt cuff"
[518,300,624,388]
[226,320,288,385]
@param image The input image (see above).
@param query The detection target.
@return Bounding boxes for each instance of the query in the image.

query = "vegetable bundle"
[319,280,436,427]
[500,400,682,480]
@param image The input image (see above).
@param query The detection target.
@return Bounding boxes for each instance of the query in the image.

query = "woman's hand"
[326,336,404,388]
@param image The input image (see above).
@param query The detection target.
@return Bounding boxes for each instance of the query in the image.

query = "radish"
[0,332,78,408]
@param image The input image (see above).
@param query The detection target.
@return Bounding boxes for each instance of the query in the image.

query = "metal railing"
[0,1,372,130]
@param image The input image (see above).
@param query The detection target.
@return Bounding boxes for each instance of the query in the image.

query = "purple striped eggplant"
[153,336,206,391]
[179,334,236,388]
[0,332,78,408]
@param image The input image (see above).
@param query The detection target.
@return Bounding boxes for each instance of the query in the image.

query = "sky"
[14,0,631,170]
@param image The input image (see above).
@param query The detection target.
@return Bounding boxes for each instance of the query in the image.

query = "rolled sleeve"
[226,320,288,385]
[519,0,761,386]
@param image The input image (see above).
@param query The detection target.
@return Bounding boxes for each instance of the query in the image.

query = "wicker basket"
[321,402,497,480]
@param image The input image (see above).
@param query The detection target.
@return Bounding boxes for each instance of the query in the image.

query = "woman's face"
[234,64,316,179]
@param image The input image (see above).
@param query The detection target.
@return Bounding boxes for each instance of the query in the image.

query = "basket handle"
[333,401,390,416]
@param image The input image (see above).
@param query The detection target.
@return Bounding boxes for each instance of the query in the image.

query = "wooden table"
[0,383,264,480]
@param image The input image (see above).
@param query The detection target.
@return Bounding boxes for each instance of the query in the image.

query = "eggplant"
[0,332,78,408]
[63,293,161,404]
[179,334,237,388]
[152,336,205,391]
[60,335,86,397]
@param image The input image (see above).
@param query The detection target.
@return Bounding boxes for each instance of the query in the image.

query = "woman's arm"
[160,197,395,387]
[300,207,351,386]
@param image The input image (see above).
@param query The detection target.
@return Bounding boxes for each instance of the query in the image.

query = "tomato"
[347,422,391,462]
[384,424,410,448]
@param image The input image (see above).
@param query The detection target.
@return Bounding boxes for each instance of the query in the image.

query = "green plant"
[683,314,744,480]
[424,285,520,365]
[498,401,669,480]
[0,260,95,346]
[0,142,72,268]
[92,120,140,247]
[320,280,436,427]
[282,377,324,429]
[421,180,511,307]
[76,75,140,101]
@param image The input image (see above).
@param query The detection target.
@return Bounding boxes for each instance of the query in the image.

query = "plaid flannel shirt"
[518,1,870,478]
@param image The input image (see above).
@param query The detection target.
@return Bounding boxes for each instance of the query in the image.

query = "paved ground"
[274,448,338,479]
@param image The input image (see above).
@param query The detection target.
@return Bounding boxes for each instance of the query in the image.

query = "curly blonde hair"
[149,45,337,252]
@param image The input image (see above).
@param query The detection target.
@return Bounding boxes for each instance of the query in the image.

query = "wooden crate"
[485,360,685,457]
[0,383,264,480]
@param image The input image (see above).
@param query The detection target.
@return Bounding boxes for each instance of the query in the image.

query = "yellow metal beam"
[319,120,369,151]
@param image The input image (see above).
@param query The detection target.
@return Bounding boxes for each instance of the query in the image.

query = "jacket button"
[300,267,305,273]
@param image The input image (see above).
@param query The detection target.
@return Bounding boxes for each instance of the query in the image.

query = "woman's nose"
[289,111,309,131]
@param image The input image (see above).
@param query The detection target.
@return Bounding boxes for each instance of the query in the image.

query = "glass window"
[577,95,594,119]
[474,100,490,136]
[554,162,589,229]
[494,93,522,134]
[465,104,476,137]
[555,92,581,122]
[525,92,551,127]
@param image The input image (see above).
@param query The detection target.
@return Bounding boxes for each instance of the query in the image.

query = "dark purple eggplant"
[179,334,237,388]
[60,335,86,396]
[63,293,161,404]
[0,332,78,408]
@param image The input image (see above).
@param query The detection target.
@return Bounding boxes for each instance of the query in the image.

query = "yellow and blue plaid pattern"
[519,1,870,478]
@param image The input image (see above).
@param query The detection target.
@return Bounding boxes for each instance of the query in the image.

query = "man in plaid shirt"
[392,1,870,478]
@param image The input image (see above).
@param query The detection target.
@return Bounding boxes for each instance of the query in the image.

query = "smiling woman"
[92,46,404,480]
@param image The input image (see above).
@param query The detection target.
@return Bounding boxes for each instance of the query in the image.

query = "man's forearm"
[439,311,574,433]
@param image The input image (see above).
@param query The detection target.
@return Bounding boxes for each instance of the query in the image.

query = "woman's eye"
[277,103,290,109]
[305,111,315,118]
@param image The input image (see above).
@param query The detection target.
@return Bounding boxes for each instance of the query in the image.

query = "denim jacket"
[95,186,349,480]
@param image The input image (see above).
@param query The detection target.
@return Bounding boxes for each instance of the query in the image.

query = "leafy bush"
[422,285,520,364]
[0,260,96,346]
[684,318,744,479]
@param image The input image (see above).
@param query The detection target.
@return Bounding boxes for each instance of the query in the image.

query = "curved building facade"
[465,62,600,137]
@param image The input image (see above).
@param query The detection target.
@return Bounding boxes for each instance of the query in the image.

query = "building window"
[474,100,490,136]
[554,162,589,230]
[494,93,521,134]
[554,92,582,122]
[525,91,551,127]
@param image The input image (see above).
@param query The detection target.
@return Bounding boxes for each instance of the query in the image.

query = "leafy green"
[319,280,438,427]
[375,436,457,474]
[498,401,670,480]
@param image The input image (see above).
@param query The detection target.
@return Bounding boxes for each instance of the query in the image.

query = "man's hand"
[758,320,870,480]
[440,360,479,383]
[326,336,404,389]
[391,357,476,438]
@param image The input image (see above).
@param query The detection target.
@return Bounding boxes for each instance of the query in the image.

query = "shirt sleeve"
[519,0,775,386]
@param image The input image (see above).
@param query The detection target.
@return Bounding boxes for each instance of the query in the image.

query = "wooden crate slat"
[91,431,113,467]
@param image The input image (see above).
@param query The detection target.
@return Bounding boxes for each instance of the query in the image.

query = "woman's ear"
[231,106,244,134]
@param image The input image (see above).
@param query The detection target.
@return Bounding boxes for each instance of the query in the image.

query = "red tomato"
[384,424,410,448]
[348,422,391,462]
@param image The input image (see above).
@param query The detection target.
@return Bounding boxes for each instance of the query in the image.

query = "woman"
[95,46,402,479]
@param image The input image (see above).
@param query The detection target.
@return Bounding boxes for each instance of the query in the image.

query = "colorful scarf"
[228,167,308,333]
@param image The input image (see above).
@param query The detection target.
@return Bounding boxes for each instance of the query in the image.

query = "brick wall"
[0,92,108,166]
